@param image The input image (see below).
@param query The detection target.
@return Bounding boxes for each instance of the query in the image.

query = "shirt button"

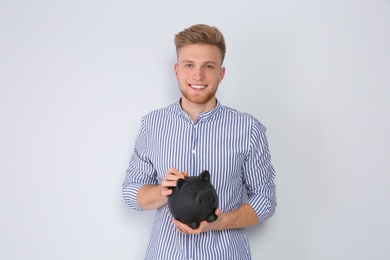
[194,124,198,129]
[192,149,196,154]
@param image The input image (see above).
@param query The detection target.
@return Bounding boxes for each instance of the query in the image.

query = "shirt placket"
[190,122,199,174]
[186,122,199,260]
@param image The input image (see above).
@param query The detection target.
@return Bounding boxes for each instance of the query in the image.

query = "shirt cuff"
[246,186,277,223]
[122,183,144,212]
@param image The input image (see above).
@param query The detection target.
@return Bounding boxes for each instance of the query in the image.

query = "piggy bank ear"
[199,170,210,182]
[176,178,186,190]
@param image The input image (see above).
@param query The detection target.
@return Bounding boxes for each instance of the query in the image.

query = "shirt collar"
[174,98,222,122]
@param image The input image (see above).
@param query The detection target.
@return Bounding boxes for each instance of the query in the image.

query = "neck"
[180,98,217,122]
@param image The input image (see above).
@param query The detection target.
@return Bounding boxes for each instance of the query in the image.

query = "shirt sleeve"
[122,118,158,211]
[243,119,277,224]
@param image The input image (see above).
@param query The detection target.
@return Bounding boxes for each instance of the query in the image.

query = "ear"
[176,178,186,190]
[219,67,226,83]
[174,63,179,80]
[199,170,210,182]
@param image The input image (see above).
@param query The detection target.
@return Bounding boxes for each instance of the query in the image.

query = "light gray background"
[1,0,389,259]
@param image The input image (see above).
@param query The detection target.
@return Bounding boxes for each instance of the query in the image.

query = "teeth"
[191,85,206,89]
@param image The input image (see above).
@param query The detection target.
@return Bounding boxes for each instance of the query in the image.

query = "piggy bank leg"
[189,221,200,229]
[206,214,218,223]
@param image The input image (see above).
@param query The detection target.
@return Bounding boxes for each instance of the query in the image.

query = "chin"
[186,96,216,105]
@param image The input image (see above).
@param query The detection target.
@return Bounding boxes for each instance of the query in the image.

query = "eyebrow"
[180,60,218,65]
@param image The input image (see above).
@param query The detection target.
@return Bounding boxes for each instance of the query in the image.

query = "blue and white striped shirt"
[123,100,276,260]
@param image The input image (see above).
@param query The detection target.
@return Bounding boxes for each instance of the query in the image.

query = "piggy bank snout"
[196,190,216,210]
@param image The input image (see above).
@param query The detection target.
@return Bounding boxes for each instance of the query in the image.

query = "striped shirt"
[122,100,276,260]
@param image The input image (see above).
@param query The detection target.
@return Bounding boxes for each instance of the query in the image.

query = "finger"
[167,168,187,178]
[177,227,187,235]
[161,179,177,187]
[161,187,173,196]
[175,223,188,234]
[215,208,223,216]
[162,169,187,192]
[163,173,186,187]
[173,220,202,235]
[167,167,181,177]
[173,220,187,234]
[173,219,189,230]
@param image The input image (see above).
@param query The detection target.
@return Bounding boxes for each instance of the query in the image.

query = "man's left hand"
[172,208,224,235]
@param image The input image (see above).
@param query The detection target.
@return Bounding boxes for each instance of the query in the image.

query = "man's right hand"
[161,167,188,196]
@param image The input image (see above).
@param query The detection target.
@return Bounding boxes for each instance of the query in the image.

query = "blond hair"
[174,24,226,64]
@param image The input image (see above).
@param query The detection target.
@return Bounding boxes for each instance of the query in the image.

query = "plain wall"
[1,0,390,259]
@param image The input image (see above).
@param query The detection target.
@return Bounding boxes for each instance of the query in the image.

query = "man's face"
[174,44,225,107]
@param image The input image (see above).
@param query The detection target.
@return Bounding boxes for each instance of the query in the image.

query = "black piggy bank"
[167,170,218,229]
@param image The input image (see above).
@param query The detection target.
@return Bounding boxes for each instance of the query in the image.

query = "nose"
[192,68,205,81]
[196,190,215,210]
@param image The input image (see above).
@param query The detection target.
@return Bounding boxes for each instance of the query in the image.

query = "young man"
[123,24,276,260]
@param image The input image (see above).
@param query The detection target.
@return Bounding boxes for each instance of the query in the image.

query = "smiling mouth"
[190,84,207,90]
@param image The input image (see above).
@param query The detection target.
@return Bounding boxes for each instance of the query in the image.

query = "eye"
[205,64,214,69]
